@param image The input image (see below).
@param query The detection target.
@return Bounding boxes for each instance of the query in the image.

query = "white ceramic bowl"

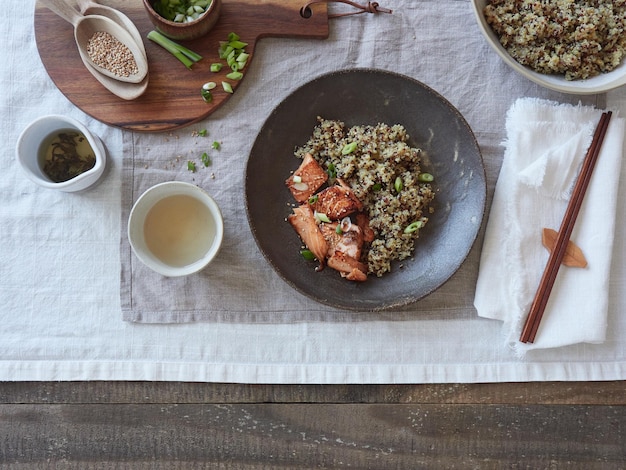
[16,115,107,192]
[128,181,224,277]
[471,0,626,94]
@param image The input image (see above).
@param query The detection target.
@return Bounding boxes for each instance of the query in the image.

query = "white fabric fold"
[474,98,625,356]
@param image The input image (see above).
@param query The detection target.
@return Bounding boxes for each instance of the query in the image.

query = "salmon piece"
[319,222,364,260]
[327,250,368,281]
[355,212,375,243]
[287,204,328,267]
[346,268,368,282]
[285,153,328,203]
[313,179,363,220]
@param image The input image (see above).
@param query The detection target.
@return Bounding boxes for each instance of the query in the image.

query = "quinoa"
[484,0,626,80]
[294,117,435,277]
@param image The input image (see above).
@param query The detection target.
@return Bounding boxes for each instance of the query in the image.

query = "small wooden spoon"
[76,0,147,62]
[39,0,148,84]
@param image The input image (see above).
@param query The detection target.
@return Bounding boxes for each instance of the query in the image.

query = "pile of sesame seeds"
[87,31,139,78]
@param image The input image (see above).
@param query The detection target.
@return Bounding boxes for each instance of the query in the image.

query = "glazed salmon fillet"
[287,204,328,266]
[285,153,328,203]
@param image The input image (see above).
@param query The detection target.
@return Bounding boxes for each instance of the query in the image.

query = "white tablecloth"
[1,0,625,383]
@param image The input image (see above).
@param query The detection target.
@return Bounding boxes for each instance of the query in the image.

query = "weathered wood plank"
[0,403,623,468]
[1,381,625,405]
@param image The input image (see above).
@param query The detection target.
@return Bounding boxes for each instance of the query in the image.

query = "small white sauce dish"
[16,114,107,192]
[128,181,224,277]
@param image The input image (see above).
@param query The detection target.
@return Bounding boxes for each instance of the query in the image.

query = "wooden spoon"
[39,0,148,84]
[75,0,147,62]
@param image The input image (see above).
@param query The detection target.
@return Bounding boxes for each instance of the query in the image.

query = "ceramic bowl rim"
[127,181,224,277]
[471,0,626,94]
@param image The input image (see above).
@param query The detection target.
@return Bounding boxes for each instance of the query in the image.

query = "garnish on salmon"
[312,179,363,220]
[287,204,328,269]
[285,153,328,203]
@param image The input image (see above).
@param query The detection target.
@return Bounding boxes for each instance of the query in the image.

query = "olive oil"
[39,129,95,182]
[143,195,216,267]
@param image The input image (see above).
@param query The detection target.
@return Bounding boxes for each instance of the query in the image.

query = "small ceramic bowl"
[128,181,224,277]
[471,0,626,94]
[16,115,107,192]
[142,0,222,41]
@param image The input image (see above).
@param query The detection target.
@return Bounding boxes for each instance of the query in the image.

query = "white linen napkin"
[474,97,625,356]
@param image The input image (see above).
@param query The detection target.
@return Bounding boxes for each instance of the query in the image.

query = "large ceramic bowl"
[471,0,626,94]
[245,69,486,311]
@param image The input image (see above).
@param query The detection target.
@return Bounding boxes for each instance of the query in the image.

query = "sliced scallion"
[314,211,331,224]
[201,152,211,167]
[222,81,233,93]
[147,30,202,69]
[404,221,423,234]
[342,142,357,155]
[394,176,403,193]
[418,172,434,182]
[226,71,243,81]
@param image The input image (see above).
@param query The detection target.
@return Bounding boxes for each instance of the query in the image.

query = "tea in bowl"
[128,181,224,277]
[142,0,222,41]
[16,114,107,192]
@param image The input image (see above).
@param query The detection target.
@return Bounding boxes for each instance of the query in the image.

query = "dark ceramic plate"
[245,69,486,311]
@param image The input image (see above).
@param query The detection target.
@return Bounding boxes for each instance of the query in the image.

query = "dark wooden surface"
[34,0,328,132]
[1,381,624,467]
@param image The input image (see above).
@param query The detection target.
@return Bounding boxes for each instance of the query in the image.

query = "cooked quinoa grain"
[294,118,435,277]
[484,0,626,80]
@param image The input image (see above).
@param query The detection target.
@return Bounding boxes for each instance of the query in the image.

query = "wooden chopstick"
[519,111,612,344]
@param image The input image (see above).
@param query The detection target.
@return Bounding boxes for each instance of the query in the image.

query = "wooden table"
[1,381,624,466]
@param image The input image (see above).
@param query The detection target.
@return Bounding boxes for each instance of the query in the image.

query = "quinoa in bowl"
[484,0,626,81]
[292,118,436,277]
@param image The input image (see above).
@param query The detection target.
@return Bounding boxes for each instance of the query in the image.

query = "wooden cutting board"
[34,0,329,132]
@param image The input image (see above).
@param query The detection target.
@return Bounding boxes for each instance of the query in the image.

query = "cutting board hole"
[300,6,312,18]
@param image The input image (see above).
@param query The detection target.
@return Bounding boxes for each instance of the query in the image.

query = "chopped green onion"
[228,40,248,50]
[340,217,352,233]
[222,81,233,93]
[228,32,240,41]
[210,63,223,72]
[202,82,216,90]
[372,183,382,192]
[418,172,434,182]
[308,195,318,205]
[152,0,212,23]
[404,221,423,234]
[293,175,302,183]
[394,176,403,193]
[300,249,315,261]
[212,141,220,150]
[187,161,197,172]
[147,30,202,69]
[327,163,337,181]
[201,152,211,167]
[314,211,331,224]
[226,71,243,81]
[200,88,213,103]
[342,142,357,155]
[335,224,343,235]
[197,129,208,136]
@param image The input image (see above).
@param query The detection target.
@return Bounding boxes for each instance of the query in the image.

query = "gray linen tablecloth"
[120,0,601,323]
[2,0,625,383]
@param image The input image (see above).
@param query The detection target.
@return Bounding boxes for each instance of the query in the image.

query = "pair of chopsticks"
[520,111,613,344]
